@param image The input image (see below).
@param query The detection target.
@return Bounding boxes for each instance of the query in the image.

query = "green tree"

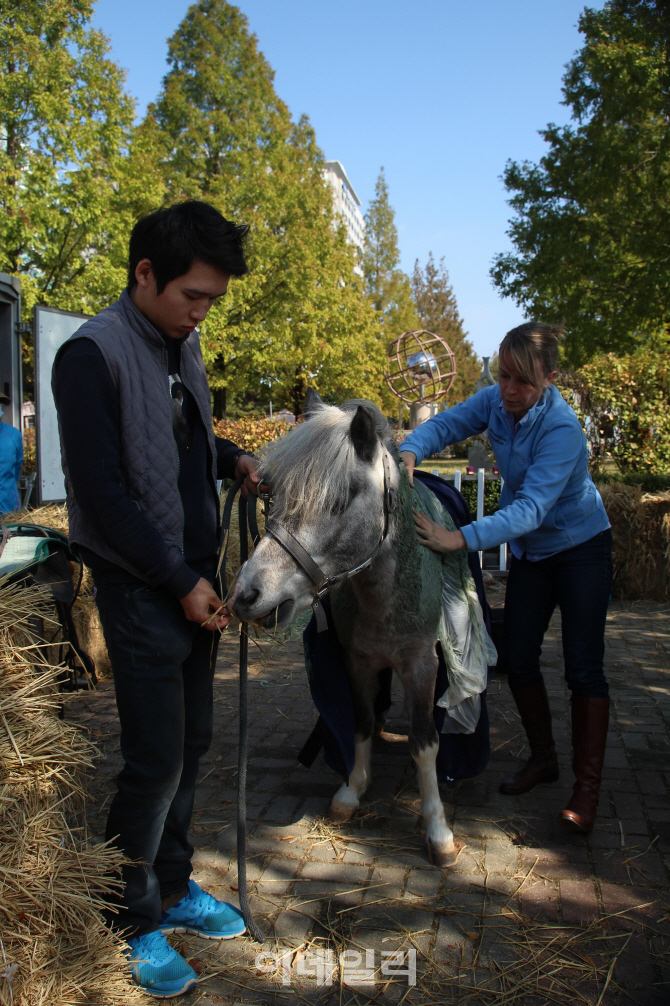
[0,0,138,320]
[564,348,670,473]
[491,2,670,367]
[147,0,382,417]
[610,0,670,93]
[411,253,480,403]
[363,168,420,343]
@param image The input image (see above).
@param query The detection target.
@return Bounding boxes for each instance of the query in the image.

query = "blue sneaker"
[126,930,197,998]
[159,879,246,940]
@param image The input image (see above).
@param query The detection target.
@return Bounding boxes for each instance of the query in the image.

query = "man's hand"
[413,510,467,553]
[400,451,417,486]
[180,577,231,631]
[235,454,263,499]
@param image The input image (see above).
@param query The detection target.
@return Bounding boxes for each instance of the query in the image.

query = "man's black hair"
[127,200,248,291]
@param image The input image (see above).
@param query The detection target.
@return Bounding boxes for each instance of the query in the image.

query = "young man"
[53,201,259,998]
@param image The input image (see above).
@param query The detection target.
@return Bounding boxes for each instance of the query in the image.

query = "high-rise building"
[323,160,366,260]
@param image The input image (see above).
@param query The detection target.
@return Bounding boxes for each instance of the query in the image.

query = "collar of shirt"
[505,409,531,436]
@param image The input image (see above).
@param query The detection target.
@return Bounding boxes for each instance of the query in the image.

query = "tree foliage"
[563,348,670,473]
[0,0,140,316]
[411,253,480,403]
[491,2,670,367]
[147,0,382,417]
[2,0,425,417]
[362,169,420,344]
[212,416,291,453]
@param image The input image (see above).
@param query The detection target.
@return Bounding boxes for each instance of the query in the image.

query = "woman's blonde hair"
[499,322,565,389]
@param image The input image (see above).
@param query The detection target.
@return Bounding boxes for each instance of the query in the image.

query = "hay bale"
[599,483,670,600]
[3,502,70,538]
[0,581,150,1004]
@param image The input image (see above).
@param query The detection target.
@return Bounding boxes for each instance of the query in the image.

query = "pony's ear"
[350,405,378,463]
[303,387,323,418]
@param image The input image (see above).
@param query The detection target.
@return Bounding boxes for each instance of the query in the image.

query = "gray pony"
[233,394,492,867]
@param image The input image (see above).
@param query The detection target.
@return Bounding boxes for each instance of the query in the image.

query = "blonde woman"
[400,323,612,833]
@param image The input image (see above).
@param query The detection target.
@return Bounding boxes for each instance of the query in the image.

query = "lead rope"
[218,480,264,944]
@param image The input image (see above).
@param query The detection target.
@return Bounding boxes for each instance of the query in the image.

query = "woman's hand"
[400,451,416,485]
[413,510,467,553]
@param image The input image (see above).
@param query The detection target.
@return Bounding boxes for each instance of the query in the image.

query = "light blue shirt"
[0,423,22,515]
[400,384,609,560]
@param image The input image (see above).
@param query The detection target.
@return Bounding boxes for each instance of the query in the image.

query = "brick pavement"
[65,597,670,1005]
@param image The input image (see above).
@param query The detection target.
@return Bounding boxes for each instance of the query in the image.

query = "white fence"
[429,467,508,573]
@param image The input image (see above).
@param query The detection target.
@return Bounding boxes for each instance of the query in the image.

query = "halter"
[264,449,397,632]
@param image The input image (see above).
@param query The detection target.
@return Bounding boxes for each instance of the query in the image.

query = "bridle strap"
[265,447,397,632]
[264,519,328,594]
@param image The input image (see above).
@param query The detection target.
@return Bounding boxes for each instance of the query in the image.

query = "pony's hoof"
[378,729,409,744]
[328,802,355,824]
[427,838,465,868]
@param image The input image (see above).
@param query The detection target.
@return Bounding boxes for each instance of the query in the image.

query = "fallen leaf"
[465,931,479,941]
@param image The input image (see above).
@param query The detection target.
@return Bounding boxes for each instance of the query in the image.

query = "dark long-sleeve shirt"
[54,335,246,598]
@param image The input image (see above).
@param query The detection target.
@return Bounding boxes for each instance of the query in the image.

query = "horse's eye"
[330,485,359,515]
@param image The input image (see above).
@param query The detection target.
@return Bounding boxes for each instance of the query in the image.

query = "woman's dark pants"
[95,580,219,934]
[503,529,613,698]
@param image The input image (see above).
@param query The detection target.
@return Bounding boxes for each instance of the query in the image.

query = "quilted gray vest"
[54,289,218,581]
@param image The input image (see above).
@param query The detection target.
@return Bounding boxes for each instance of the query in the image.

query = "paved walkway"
[66,596,670,1005]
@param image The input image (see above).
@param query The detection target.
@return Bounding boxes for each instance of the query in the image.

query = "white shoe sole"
[136,978,198,998]
[159,924,246,940]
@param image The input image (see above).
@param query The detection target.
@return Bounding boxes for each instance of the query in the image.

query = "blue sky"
[92,0,602,359]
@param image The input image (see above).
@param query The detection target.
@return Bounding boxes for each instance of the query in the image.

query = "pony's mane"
[259,400,392,519]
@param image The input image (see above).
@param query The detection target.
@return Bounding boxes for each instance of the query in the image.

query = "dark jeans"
[95,579,220,934]
[504,529,612,699]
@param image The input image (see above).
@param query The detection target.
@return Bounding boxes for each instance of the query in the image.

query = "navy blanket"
[299,472,491,785]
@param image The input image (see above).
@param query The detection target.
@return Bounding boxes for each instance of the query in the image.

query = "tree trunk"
[213,386,226,420]
[292,369,307,418]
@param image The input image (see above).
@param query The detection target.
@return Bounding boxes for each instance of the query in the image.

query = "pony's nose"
[234,587,260,613]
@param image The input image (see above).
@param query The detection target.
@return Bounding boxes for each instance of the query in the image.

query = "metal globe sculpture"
[385,330,456,405]
[407,350,439,384]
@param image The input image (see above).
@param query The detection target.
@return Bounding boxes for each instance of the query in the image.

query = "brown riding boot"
[560,696,610,833]
[499,681,559,795]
